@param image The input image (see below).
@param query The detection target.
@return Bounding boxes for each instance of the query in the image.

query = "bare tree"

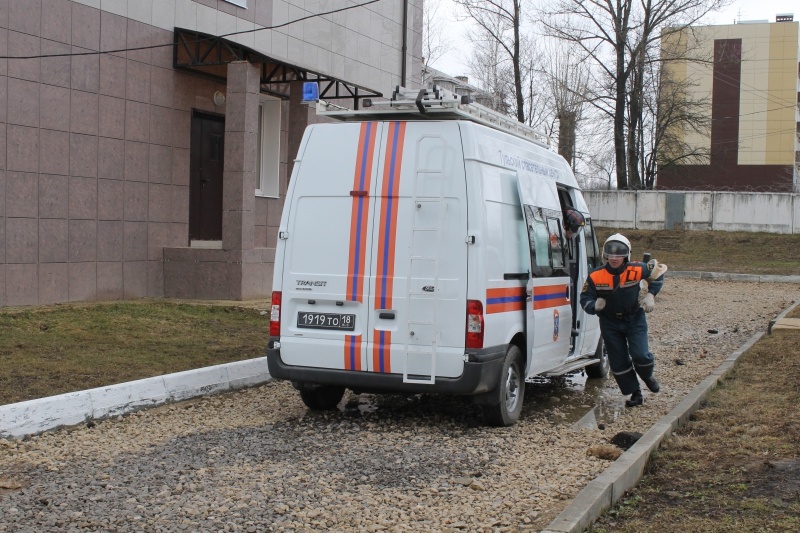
[454,0,527,123]
[645,28,714,188]
[422,0,454,85]
[541,41,591,168]
[541,0,731,189]
[466,12,514,114]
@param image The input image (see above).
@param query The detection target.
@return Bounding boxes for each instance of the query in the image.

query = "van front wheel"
[298,385,346,410]
[482,345,525,427]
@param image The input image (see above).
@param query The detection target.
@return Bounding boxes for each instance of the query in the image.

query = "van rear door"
[365,121,468,382]
[279,122,383,372]
[278,121,468,381]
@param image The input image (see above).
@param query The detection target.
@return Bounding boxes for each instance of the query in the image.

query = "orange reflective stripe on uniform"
[589,265,644,291]
[589,269,615,290]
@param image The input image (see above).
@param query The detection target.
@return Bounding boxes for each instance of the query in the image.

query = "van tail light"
[466,299,484,349]
[270,291,282,337]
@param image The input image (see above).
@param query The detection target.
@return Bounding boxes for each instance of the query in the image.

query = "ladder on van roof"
[315,85,556,151]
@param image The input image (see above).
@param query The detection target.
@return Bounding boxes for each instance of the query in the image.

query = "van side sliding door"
[517,181,573,376]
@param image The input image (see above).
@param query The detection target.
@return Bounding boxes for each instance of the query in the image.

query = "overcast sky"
[430,0,800,78]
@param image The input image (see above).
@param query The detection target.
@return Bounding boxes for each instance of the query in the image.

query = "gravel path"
[1,279,799,532]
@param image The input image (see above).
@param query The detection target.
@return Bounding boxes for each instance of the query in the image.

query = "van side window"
[524,206,569,278]
[546,217,567,275]
[584,219,601,270]
[524,206,552,277]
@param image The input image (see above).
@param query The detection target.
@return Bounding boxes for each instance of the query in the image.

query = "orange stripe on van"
[345,122,377,304]
[533,284,569,309]
[343,123,377,371]
[373,121,406,373]
[344,335,362,371]
[486,287,526,314]
[372,330,392,374]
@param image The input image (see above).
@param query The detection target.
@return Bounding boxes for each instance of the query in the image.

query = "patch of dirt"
[592,328,800,532]
[744,459,800,501]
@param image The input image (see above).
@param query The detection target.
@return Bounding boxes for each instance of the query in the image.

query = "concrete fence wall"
[584,191,800,234]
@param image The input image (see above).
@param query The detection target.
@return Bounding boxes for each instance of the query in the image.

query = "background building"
[421,65,496,109]
[658,16,799,192]
[0,0,423,307]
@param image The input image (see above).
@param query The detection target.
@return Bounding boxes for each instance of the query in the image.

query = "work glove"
[594,298,606,312]
[638,280,649,307]
[641,293,655,313]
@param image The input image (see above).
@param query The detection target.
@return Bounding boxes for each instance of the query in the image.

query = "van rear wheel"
[482,345,525,427]
[298,385,346,410]
[585,337,610,379]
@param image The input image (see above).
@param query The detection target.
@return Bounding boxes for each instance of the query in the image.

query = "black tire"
[482,345,525,427]
[585,337,610,379]
[298,385,346,410]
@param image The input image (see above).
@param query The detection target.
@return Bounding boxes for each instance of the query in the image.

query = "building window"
[256,96,280,198]
[223,0,247,7]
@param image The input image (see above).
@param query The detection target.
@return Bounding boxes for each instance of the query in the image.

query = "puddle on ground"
[521,371,628,429]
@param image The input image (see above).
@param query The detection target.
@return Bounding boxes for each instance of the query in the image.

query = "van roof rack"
[315,85,555,151]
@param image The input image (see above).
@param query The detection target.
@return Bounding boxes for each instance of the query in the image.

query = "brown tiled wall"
[0,0,266,306]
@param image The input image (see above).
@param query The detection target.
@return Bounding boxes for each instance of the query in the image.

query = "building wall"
[658,20,799,191]
[0,0,419,307]
[64,0,422,97]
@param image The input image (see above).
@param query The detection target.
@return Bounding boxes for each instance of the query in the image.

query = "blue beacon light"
[302,82,320,103]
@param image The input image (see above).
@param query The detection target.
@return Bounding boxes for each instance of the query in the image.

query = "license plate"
[297,312,356,331]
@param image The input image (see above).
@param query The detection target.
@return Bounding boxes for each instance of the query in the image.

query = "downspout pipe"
[401,0,408,87]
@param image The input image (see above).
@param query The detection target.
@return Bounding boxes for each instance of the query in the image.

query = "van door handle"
[379,312,395,319]
[504,272,529,280]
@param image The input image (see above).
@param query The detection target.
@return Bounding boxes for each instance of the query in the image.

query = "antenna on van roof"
[316,85,555,151]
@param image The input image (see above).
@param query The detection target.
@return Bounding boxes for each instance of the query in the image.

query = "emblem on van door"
[422,286,434,292]
[297,280,327,286]
[553,309,560,341]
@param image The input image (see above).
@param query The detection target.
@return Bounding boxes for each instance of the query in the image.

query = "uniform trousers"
[599,308,655,395]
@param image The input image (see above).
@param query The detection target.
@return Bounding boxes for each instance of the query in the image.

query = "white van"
[267,87,608,426]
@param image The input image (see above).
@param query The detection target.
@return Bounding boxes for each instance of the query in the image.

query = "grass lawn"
[0,301,268,405]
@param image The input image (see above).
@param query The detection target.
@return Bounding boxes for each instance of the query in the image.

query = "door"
[518,179,573,376]
[365,121,468,381]
[189,111,225,241]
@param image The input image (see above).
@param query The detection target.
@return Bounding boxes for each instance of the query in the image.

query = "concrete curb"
[0,357,272,439]
[538,293,800,533]
[768,298,800,333]
[669,271,800,283]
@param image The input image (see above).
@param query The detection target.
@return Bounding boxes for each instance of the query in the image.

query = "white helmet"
[603,233,631,262]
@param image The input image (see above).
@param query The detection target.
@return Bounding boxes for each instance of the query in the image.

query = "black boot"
[625,389,643,407]
[643,376,660,393]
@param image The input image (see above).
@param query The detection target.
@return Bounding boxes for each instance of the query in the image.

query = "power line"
[0,0,384,60]
[712,103,798,120]
[710,68,798,108]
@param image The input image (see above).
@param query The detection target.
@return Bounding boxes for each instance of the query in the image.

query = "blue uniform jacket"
[580,261,664,316]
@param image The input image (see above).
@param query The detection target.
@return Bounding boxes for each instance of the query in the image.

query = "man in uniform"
[563,208,585,337]
[579,233,667,407]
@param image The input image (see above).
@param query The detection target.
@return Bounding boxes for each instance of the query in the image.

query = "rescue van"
[267,86,608,426]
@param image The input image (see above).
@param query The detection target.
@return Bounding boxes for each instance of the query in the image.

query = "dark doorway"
[189,111,225,241]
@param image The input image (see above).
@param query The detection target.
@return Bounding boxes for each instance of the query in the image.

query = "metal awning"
[173,28,382,109]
